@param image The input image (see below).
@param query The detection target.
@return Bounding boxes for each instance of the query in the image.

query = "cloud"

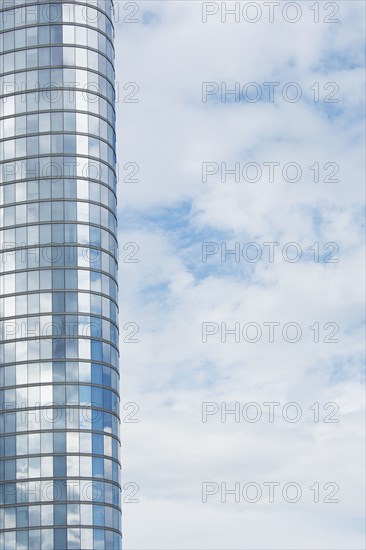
[114,1,365,548]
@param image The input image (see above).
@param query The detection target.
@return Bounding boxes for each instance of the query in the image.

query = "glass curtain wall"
[0,1,121,548]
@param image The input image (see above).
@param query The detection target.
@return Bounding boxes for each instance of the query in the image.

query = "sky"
[114,2,365,548]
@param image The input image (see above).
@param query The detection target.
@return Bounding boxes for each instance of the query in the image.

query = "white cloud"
[115,1,365,548]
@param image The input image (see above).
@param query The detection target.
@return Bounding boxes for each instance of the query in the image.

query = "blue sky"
[115,2,365,548]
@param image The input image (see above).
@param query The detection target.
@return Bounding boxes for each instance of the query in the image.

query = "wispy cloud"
[115,1,365,548]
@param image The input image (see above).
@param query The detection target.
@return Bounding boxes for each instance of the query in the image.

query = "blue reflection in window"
[91,340,102,361]
[92,434,103,455]
[93,506,104,527]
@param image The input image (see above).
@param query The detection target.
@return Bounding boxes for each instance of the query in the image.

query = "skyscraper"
[0,1,121,548]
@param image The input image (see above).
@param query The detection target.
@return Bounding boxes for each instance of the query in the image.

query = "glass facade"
[0,0,121,548]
